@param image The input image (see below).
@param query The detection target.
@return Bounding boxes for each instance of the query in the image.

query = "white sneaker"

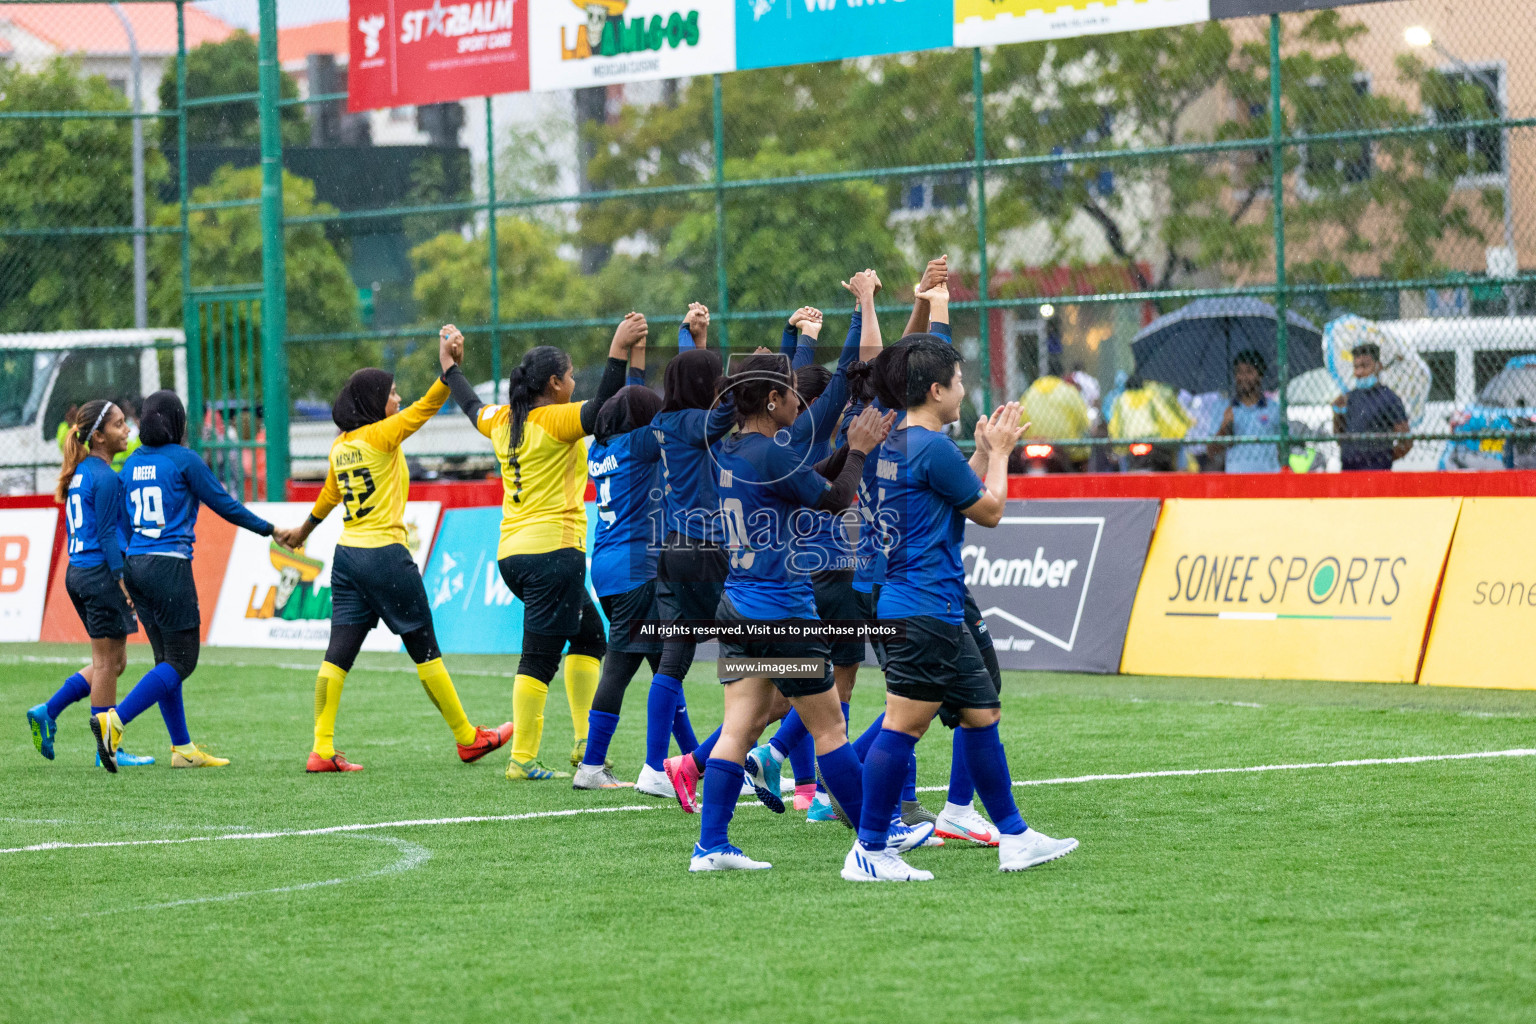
[998,827,1079,872]
[841,841,934,883]
[572,764,633,790]
[888,817,937,854]
[935,801,1002,847]
[635,763,676,799]
[689,843,771,872]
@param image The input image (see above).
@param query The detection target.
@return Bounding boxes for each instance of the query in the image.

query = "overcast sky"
[193,0,350,31]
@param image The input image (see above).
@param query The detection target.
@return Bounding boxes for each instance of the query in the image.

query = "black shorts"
[499,547,597,638]
[65,562,137,640]
[878,615,1001,720]
[852,585,882,662]
[123,555,199,635]
[655,533,727,630]
[332,543,432,635]
[963,588,994,653]
[598,580,663,655]
[716,593,834,699]
[812,569,865,667]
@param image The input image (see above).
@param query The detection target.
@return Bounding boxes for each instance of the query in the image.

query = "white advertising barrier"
[0,508,58,642]
[527,0,736,91]
[206,501,441,652]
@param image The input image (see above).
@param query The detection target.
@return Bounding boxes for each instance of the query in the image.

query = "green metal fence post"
[973,48,992,414]
[176,2,201,450]
[712,74,729,350]
[1269,14,1291,469]
[258,0,290,497]
[485,95,502,402]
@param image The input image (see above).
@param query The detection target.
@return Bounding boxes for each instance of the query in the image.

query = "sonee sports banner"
[962,499,1159,674]
[1120,498,1462,684]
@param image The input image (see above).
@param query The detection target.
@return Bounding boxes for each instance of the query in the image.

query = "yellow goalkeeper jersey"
[311,379,449,549]
[477,400,589,558]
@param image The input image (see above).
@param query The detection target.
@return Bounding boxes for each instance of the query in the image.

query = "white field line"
[5,749,1534,857]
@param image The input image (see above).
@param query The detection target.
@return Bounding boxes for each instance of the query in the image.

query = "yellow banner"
[1121,498,1462,683]
[1420,498,1536,690]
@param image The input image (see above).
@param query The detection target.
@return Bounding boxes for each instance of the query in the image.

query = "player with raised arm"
[274,330,512,773]
[842,338,1079,881]
[443,316,646,780]
[689,352,895,872]
[91,392,278,771]
[27,401,155,768]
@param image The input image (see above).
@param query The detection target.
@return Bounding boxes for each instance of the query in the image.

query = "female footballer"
[90,391,277,771]
[274,329,513,772]
[26,400,154,768]
[444,315,647,780]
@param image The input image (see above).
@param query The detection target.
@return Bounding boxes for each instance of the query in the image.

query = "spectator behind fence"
[1332,342,1410,471]
[1213,350,1281,473]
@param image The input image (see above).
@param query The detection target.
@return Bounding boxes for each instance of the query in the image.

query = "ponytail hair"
[55,399,114,503]
[505,345,571,503]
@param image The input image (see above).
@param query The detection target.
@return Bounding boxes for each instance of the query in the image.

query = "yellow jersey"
[477,400,589,558]
[311,379,449,549]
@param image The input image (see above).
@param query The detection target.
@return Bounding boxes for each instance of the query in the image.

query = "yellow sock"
[312,661,347,757]
[417,658,476,746]
[511,674,549,763]
[564,654,600,742]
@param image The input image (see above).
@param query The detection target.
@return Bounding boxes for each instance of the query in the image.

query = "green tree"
[0,57,168,331]
[156,31,308,153]
[150,166,365,402]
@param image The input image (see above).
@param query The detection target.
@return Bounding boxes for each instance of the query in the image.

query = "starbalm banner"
[1120,498,1461,684]
[348,0,529,112]
[953,0,1209,47]
[528,0,737,91]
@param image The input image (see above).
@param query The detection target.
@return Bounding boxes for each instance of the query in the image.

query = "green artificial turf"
[2,642,1534,1023]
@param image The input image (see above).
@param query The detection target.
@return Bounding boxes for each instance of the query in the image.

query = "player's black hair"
[505,345,572,503]
[871,336,962,410]
[716,352,794,423]
[794,363,833,407]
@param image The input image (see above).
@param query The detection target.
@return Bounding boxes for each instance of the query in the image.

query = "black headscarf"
[139,390,187,447]
[332,368,394,432]
[661,348,722,412]
[594,385,662,445]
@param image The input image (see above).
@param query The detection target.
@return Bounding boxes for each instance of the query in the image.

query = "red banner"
[348,0,529,113]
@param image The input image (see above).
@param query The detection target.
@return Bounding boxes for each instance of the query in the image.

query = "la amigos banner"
[347,0,1215,109]
[205,502,441,652]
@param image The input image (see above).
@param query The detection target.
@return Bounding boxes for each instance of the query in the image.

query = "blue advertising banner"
[423,504,603,655]
[735,0,953,71]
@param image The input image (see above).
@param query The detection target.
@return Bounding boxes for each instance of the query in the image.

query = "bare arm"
[962,403,1027,528]
[903,256,947,337]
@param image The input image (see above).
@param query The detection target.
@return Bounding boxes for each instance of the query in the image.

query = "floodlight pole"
[109,3,146,331]
[1269,15,1291,469]
[258,0,290,496]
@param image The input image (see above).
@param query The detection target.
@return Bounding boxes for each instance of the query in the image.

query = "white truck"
[0,330,497,494]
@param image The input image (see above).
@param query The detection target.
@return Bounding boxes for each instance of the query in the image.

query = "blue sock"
[959,723,1026,835]
[45,673,90,720]
[787,733,815,785]
[699,758,743,851]
[583,709,620,768]
[672,701,698,753]
[157,680,190,747]
[857,729,918,850]
[902,750,918,803]
[117,663,179,727]
[816,742,862,826]
[90,705,111,717]
[768,708,808,759]
[947,726,975,805]
[852,712,884,761]
[645,674,683,770]
[689,726,721,770]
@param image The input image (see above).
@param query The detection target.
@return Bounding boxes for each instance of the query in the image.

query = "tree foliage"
[156,31,308,152]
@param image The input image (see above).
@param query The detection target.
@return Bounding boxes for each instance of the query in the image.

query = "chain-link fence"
[3,0,1535,493]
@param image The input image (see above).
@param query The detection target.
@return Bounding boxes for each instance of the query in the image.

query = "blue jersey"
[712,432,833,621]
[633,405,735,544]
[588,431,664,597]
[874,425,987,625]
[119,444,272,558]
[63,455,128,577]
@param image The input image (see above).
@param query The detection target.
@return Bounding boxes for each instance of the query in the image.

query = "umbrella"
[1131,297,1324,395]
[1323,315,1432,426]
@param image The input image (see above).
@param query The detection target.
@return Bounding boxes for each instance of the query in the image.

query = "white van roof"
[1380,318,1536,352]
[0,329,184,351]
